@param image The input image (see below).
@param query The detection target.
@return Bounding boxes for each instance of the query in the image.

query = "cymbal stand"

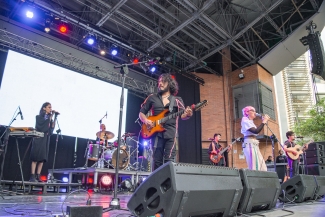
[125,136,142,171]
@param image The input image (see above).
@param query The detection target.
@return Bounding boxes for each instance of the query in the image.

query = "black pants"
[153,137,176,171]
[288,157,299,178]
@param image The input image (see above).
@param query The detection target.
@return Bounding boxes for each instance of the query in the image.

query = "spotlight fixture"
[100,50,106,56]
[143,140,148,146]
[59,24,67,33]
[44,18,51,33]
[62,177,69,183]
[87,37,95,45]
[149,66,156,73]
[132,57,139,64]
[26,10,34,18]
[110,45,118,56]
[121,178,133,190]
[239,69,245,79]
[100,175,112,186]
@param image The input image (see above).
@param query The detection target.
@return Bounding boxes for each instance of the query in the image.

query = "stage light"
[110,45,118,56]
[150,66,156,73]
[62,177,69,183]
[133,57,139,64]
[26,10,34,18]
[87,37,95,45]
[100,50,106,55]
[100,175,112,186]
[121,178,133,190]
[143,140,148,146]
[59,24,67,33]
[44,18,51,33]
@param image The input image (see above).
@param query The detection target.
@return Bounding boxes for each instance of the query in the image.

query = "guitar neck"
[160,109,185,124]
[217,138,239,155]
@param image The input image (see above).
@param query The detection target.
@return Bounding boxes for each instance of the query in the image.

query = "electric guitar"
[141,100,208,139]
[286,140,313,160]
[209,137,242,164]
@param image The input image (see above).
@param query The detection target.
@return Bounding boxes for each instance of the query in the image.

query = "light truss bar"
[0,29,156,98]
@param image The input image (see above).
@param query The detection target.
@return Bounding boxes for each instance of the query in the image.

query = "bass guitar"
[209,137,242,164]
[286,140,313,160]
[141,100,208,139]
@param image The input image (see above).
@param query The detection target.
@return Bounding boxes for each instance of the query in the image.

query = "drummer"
[96,124,114,147]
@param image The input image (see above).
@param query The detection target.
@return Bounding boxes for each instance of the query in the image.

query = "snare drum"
[87,144,101,161]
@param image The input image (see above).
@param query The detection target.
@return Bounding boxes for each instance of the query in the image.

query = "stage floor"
[0,192,324,217]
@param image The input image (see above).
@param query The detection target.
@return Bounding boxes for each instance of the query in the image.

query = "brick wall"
[199,57,281,168]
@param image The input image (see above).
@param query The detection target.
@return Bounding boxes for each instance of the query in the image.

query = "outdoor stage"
[0,192,324,217]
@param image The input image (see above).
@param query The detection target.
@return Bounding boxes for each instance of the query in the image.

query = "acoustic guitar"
[141,100,208,139]
[209,137,242,164]
[286,140,313,160]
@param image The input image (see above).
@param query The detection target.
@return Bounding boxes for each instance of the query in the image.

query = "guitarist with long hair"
[139,73,193,171]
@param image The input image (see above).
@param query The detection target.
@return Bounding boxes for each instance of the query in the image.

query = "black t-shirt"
[208,141,222,154]
[140,94,185,139]
[276,155,288,163]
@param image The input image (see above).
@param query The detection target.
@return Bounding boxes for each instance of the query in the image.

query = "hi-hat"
[96,131,114,139]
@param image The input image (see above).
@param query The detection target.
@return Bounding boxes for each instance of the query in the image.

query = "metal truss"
[0,29,157,98]
[12,0,320,78]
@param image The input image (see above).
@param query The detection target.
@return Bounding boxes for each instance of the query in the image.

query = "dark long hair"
[159,73,179,96]
[39,102,51,116]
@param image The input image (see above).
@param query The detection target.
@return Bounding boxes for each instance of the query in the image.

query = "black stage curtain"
[125,75,202,164]
[177,74,202,164]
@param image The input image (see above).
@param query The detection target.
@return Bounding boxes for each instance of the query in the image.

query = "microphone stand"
[105,58,156,212]
[264,123,279,174]
[49,116,62,183]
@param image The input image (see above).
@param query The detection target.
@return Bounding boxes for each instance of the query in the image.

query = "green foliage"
[294,99,325,143]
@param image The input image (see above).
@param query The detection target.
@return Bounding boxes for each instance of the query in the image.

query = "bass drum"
[111,149,129,170]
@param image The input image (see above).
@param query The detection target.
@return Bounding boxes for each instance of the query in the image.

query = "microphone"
[18,106,24,120]
[255,113,263,118]
[145,57,160,66]
[208,138,214,141]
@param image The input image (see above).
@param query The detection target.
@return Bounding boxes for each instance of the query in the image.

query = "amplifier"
[306,156,325,165]
[305,149,325,158]
[66,205,102,217]
[306,164,325,176]
[308,142,325,151]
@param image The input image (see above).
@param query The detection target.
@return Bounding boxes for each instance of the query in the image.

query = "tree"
[294,98,325,143]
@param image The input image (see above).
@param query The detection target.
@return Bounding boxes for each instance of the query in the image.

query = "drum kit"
[86,129,150,171]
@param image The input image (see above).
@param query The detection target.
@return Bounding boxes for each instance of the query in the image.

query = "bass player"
[208,133,232,167]
[139,73,193,171]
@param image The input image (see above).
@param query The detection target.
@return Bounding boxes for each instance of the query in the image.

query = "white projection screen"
[0,50,127,140]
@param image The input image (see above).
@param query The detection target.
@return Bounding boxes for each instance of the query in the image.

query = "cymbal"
[96,131,114,139]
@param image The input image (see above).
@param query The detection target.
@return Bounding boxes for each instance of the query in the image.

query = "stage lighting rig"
[44,18,51,33]
[110,45,118,56]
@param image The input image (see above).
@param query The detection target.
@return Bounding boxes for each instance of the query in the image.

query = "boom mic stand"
[48,116,62,183]
[104,58,158,212]
[265,123,280,173]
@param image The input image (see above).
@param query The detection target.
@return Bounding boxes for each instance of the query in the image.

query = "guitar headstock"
[232,137,243,143]
[191,100,208,111]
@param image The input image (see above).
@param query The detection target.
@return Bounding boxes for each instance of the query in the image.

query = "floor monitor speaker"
[238,169,281,213]
[127,162,243,217]
[279,175,317,202]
